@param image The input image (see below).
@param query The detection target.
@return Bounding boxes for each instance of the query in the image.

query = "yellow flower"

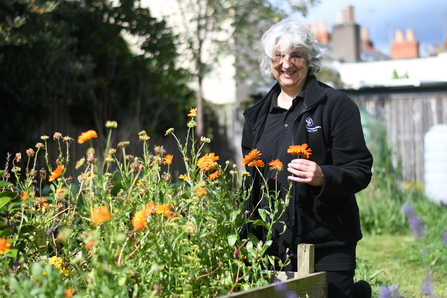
[156,203,172,217]
[209,170,221,181]
[188,107,197,117]
[0,238,11,254]
[287,144,312,159]
[91,206,111,227]
[268,159,284,172]
[49,165,64,182]
[241,149,265,167]
[20,192,29,201]
[197,153,220,172]
[179,174,189,181]
[196,187,207,197]
[132,209,148,231]
[78,130,98,144]
[48,256,69,277]
[65,289,76,298]
[163,154,174,165]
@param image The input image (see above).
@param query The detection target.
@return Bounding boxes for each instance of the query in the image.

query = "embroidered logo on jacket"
[305,117,321,132]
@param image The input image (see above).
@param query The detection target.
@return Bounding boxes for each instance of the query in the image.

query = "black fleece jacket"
[241,75,373,270]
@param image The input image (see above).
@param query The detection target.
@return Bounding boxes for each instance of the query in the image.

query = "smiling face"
[270,42,309,94]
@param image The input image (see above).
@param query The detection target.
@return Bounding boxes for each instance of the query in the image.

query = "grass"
[356,234,447,298]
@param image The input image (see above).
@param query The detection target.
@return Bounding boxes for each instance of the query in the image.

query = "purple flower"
[442,231,447,245]
[422,271,434,296]
[274,282,287,293]
[379,284,404,298]
[402,203,426,238]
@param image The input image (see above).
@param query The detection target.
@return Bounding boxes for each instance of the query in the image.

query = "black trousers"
[325,270,362,298]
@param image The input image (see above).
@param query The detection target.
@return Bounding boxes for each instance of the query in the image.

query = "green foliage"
[356,116,408,235]
[0,113,288,297]
[0,0,194,159]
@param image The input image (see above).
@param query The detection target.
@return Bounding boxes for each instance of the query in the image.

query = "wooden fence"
[344,84,447,184]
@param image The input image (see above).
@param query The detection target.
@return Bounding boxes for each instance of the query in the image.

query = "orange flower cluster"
[91,206,111,227]
[241,149,265,167]
[131,202,176,231]
[49,165,64,182]
[287,144,312,159]
[65,289,76,298]
[78,130,98,144]
[163,154,174,165]
[197,153,219,172]
[0,238,11,254]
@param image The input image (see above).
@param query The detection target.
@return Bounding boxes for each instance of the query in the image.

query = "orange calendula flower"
[196,187,207,197]
[156,203,172,217]
[209,170,221,181]
[241,149,265,167]
[188,107,197,117]
[144,201,156,216]
[287,144,312,159]
[0,238,11,254]
[91,206,111,227]
[20,192,29,201]
[197,153,220,172]
[163,154,174,165]
[132,209,148,231]
[65,289,76,298]
[268,159,284,172]
[84,240,95,250]
[49,165,64,182]
[78,130,98,144]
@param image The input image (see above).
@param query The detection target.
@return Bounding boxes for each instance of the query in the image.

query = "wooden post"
[297,243,315,277]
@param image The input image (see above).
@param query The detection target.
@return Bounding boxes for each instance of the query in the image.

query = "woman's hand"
[287,159,324,186]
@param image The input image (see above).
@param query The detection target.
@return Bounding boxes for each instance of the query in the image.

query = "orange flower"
[241,149,265,167]
[20,192,29,201]
[0,238,11,254]
[209,170,221,181]
[78,130,98,144]
[188,107,197,117]
[144,201,156,216]
[163,154,174,165]
[91,206,111,227]
[268,159,284,172]
[197,153,220,172]
[132,209,148,231]
[84,240,95,250]
[179,174,189,181]
[196,187,207,197]
[49,165,64,182]
[156,203,172,217]
[287,144,312,159]
[65,289,76,298]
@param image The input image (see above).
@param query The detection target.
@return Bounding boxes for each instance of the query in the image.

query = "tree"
[0,0,195,159]
[146,0,320,137]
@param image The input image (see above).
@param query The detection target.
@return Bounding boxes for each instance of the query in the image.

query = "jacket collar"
[244,75,326,125]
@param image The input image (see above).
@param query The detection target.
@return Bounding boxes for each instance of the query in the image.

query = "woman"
[241,18,373,297]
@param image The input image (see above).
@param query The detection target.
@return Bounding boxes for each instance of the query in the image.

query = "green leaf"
[0,191,16,198]
[258,208,269,223]
[227,234,238,246]
[0,196,11,211]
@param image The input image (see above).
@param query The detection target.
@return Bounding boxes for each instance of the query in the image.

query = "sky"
[292,0,447,57]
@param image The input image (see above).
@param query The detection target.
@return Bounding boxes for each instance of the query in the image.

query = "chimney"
[347,5,354,23]
[313,22,331,45]
[361,27,374,50]
[390,28,419,59]
[332,6,361,62]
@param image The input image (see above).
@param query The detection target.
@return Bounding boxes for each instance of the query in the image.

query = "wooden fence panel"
[353,93,447,184]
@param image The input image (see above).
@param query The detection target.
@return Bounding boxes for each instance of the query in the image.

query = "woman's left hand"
[287,159,324,186]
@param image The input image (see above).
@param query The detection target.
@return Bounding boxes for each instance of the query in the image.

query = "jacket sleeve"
[317,92,373,200]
